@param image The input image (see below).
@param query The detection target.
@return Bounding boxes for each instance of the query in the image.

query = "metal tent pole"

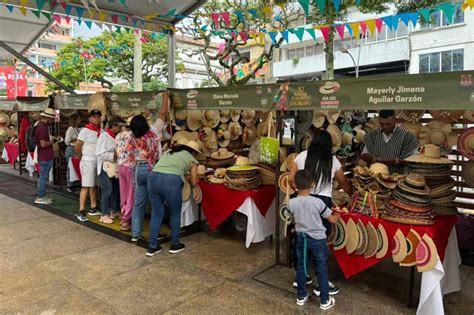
[167,31,176,88]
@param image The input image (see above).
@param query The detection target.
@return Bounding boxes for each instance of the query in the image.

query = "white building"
[272,3,469,80]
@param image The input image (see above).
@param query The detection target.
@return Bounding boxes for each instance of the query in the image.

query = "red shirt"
[34,122,54,161]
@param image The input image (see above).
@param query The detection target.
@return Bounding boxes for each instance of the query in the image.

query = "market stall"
[0,99,18,165]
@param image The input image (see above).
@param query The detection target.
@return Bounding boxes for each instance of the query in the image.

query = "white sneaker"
[35,197,52,205]
[296,295,308,306]
[320,296,336,310]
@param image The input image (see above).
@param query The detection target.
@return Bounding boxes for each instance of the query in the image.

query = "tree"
[184,0,304,86]
[46,30,184,92]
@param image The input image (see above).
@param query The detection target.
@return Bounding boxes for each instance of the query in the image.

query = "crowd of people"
[33,93,200,255]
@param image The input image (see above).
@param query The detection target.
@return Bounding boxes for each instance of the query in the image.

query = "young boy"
[288,170,340,310]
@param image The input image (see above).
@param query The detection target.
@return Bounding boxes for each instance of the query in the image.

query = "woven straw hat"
[355,220,368,255]
[241,110,256,126]
[285,153,299,172]
[405,144,453,165]
[333,219,348,251]
[345,218,359,255]
[243,126,257,146]
[458,127,474,160]
[217,128,231,148]
[342,132,353,146]
[201,110,220,128]
[364,222,379,258]
[392,229,408,263]
[183,140,202,154]
[278,172,295,194]
[230,110,240,122]
[229,121,242,141]
[419,121,458,148]
[297,110,313,133]
[400,229,422,267]
[171,130,194,144]
[327,124,342,153]
[220,110,230,123]
[10,113,17,126]
[463,161,474,188]
[376,224,389,259]
[401,122,423,138]
[0,113,10,125]
[182,181,191,202]
[207,168,226,184]
[197,164,207,177]
[398,174,430,195]
[398,110,425,122]
[354,125,366,144]
[312,111,326,128]
[326,111,340,125]
[416,234,438,272]
[187,110,202,131]
[211,148,234,160]
[430,110,464,123]
[192,185,202,203]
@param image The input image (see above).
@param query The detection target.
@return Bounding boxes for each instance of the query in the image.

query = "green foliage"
[47,30,184,92]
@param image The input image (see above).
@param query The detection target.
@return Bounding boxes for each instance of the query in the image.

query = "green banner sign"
[0,100,15,111]
[105,91,163,113]
[16,98,50,112]
[169,71,474,110]
[54,94,91,109]
[169,84,281,110]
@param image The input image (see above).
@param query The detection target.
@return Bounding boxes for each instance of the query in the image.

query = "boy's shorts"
[80,159,98,188]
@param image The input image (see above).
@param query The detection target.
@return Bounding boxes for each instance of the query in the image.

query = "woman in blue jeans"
[146,140,200,257]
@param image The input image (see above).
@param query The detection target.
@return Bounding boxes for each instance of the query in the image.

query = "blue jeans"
[131,163,150,238]
[296,233,329,303]
[37,160,53,198]
[99,169,120,215]
[148,172,183,249]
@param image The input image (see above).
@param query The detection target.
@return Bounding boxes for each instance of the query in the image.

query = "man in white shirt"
[95,117,124,224]
[75,109,102,222]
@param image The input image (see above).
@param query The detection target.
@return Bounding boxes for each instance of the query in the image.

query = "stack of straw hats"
[209,148,236,168]
[383,174,434,225]
[405,144,457,216]
[256,163,276,186]
[224,157,261,191]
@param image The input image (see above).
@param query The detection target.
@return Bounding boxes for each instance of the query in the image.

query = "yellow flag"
[99,11,107,23]
[258,32,265,44]
[20,0,28,16]
[88,9,96,20]
[350,22,360,39]
[262,6,273,16]
[366,19,376,35]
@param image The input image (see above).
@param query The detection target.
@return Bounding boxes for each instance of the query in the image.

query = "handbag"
[103,161,118,178]
[260,112,279,165]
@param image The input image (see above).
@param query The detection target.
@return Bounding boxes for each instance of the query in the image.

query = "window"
[419,49,464,73]
[287,49,296,60]
[60,28,71,36]
[420,3,464,29]
[305,46,313,57]
[296,47,305,58]
[38,56,55,66]
[38,42,55,50]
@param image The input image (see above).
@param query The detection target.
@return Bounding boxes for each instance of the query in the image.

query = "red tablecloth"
[332,213,458,279]
[4,143,19,166]
[198,182,276,231]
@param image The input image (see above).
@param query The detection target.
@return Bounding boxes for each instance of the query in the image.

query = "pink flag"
[335,24,345,39]
[221,12,231,28]
[211,13,220,28]
[239,31,248,43]
[375,19,383,33]
[319,26,330,43]
[360,21,367,35]
[111,15,119,24]
[53,15,61,24]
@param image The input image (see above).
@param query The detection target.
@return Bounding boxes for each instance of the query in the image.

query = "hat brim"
[40,113,56,119]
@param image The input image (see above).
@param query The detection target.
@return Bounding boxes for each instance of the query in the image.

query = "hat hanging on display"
[200,127,216,141]
[0,113,10,126]
[197,164,207,178]
[364,222,379,258]
[365,118,380,132]
[399,229,422,267]
[312,111,326,128]
[228,121,242,141]
[241,110,256,126]
[392,229,408,263]
[192,185,202,203]
[171,130,194,144]
[345,218,359,255]
[230,110,241,122]
[201,110,220,128]
[457,127,474,161]
[462,161,474,188]
[278,172,295,195]
[430,110,464,123]
[354,125,366,144]
[333,219,348,251]
[327,223,337,245]
[375,224,389,259]
[327,124,342,153]
[187,110,202,131]
[40,108,56,120]
[172,109,187,130]
[182,181,191,202]
[297,110,313,133]
[211,148,235,160]
[419,121,458,149]
[342,132,353,146]
[10,113,17,126]
[217,126,231,147]
[326,110,340,125]
[398,110,425,122]
[405,144,453,165]
[285,153,299,172]
[400,122,423,138]
[416,234,438,272]
[464,110,474,122]
[220,110,231,123]
[354,220,368,255]
[299,131,313,151]
[243,126,257,146]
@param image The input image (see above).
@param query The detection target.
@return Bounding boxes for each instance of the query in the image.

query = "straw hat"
[278,172,295,195]
[203,138,218,156]
[327,223,337,245]
[88,92,106,119]
[171,130,194,144]
[354,220,368,255]
[0,113,10,126]
[10,113,17,126]
[333,219,348,251]
[326,110,340,125]
[400,229,422,267]
[430,110,464,123]
[327,124,342,153]
[207,168,226,184]
[464,110,474,122]
[172,109,187,130]
[183,140,202,154]
[241,110,256,126]
[235,156,252,167]
[398,174,430,195]
[211,148,235,160]
[197,164,207,178]
[319,81,340,95]
[230,110,240,122]
[201,110,220,128]
[364,222,379,258]
[463,161,474,188]
[458,128,474,160]
[365,118,380,132]
[217,127,231,148]
[182,181,191,202]
[392,229,408,263]
[342,132,353,146]
[219,110,230,123]
[229,121,242,141]
[354,125,366,144]
[375,224,389,259]
[285,153,299,172]
[299,131,313,151]
[397,110,425,122]
[405,144,453,165]
[192,185,202,203]
[243,126,257,146]
[187,110,202,131]
[200,127,216,141]
[419,121,458,148]
[313,110,326,128]
[297,110,313,133]
[401,122,423,138]
[345,218,359,255]
[416,234,438,272]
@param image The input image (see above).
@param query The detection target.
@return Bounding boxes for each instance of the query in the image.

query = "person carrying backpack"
[34,108,62,205]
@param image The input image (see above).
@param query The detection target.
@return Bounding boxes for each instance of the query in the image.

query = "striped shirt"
[363,126,419,174]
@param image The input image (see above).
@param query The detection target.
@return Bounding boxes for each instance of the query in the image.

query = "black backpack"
[26,124,37,152]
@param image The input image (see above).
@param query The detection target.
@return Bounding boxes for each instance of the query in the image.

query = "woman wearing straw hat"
[289,129,352,295]
[146,140,201,257]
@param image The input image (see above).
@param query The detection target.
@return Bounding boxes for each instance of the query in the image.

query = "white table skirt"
[237,197,276,248]
[181,199,201,228]
[417,227,461,315]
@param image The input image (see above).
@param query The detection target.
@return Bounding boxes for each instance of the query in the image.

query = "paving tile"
[89,258,224,314]
[0,205,52,226]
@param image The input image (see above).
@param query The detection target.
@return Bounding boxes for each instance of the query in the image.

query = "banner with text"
[54,94,91,109]
[105,91,164,113]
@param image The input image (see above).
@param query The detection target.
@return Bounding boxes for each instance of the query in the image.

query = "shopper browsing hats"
[34,108,61,205]
[75,109,103,222]
[361,110,419,174]
[64,113,82,192]
[288,170,339,310]
[146,140,202,257]
[95,117,125,224]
